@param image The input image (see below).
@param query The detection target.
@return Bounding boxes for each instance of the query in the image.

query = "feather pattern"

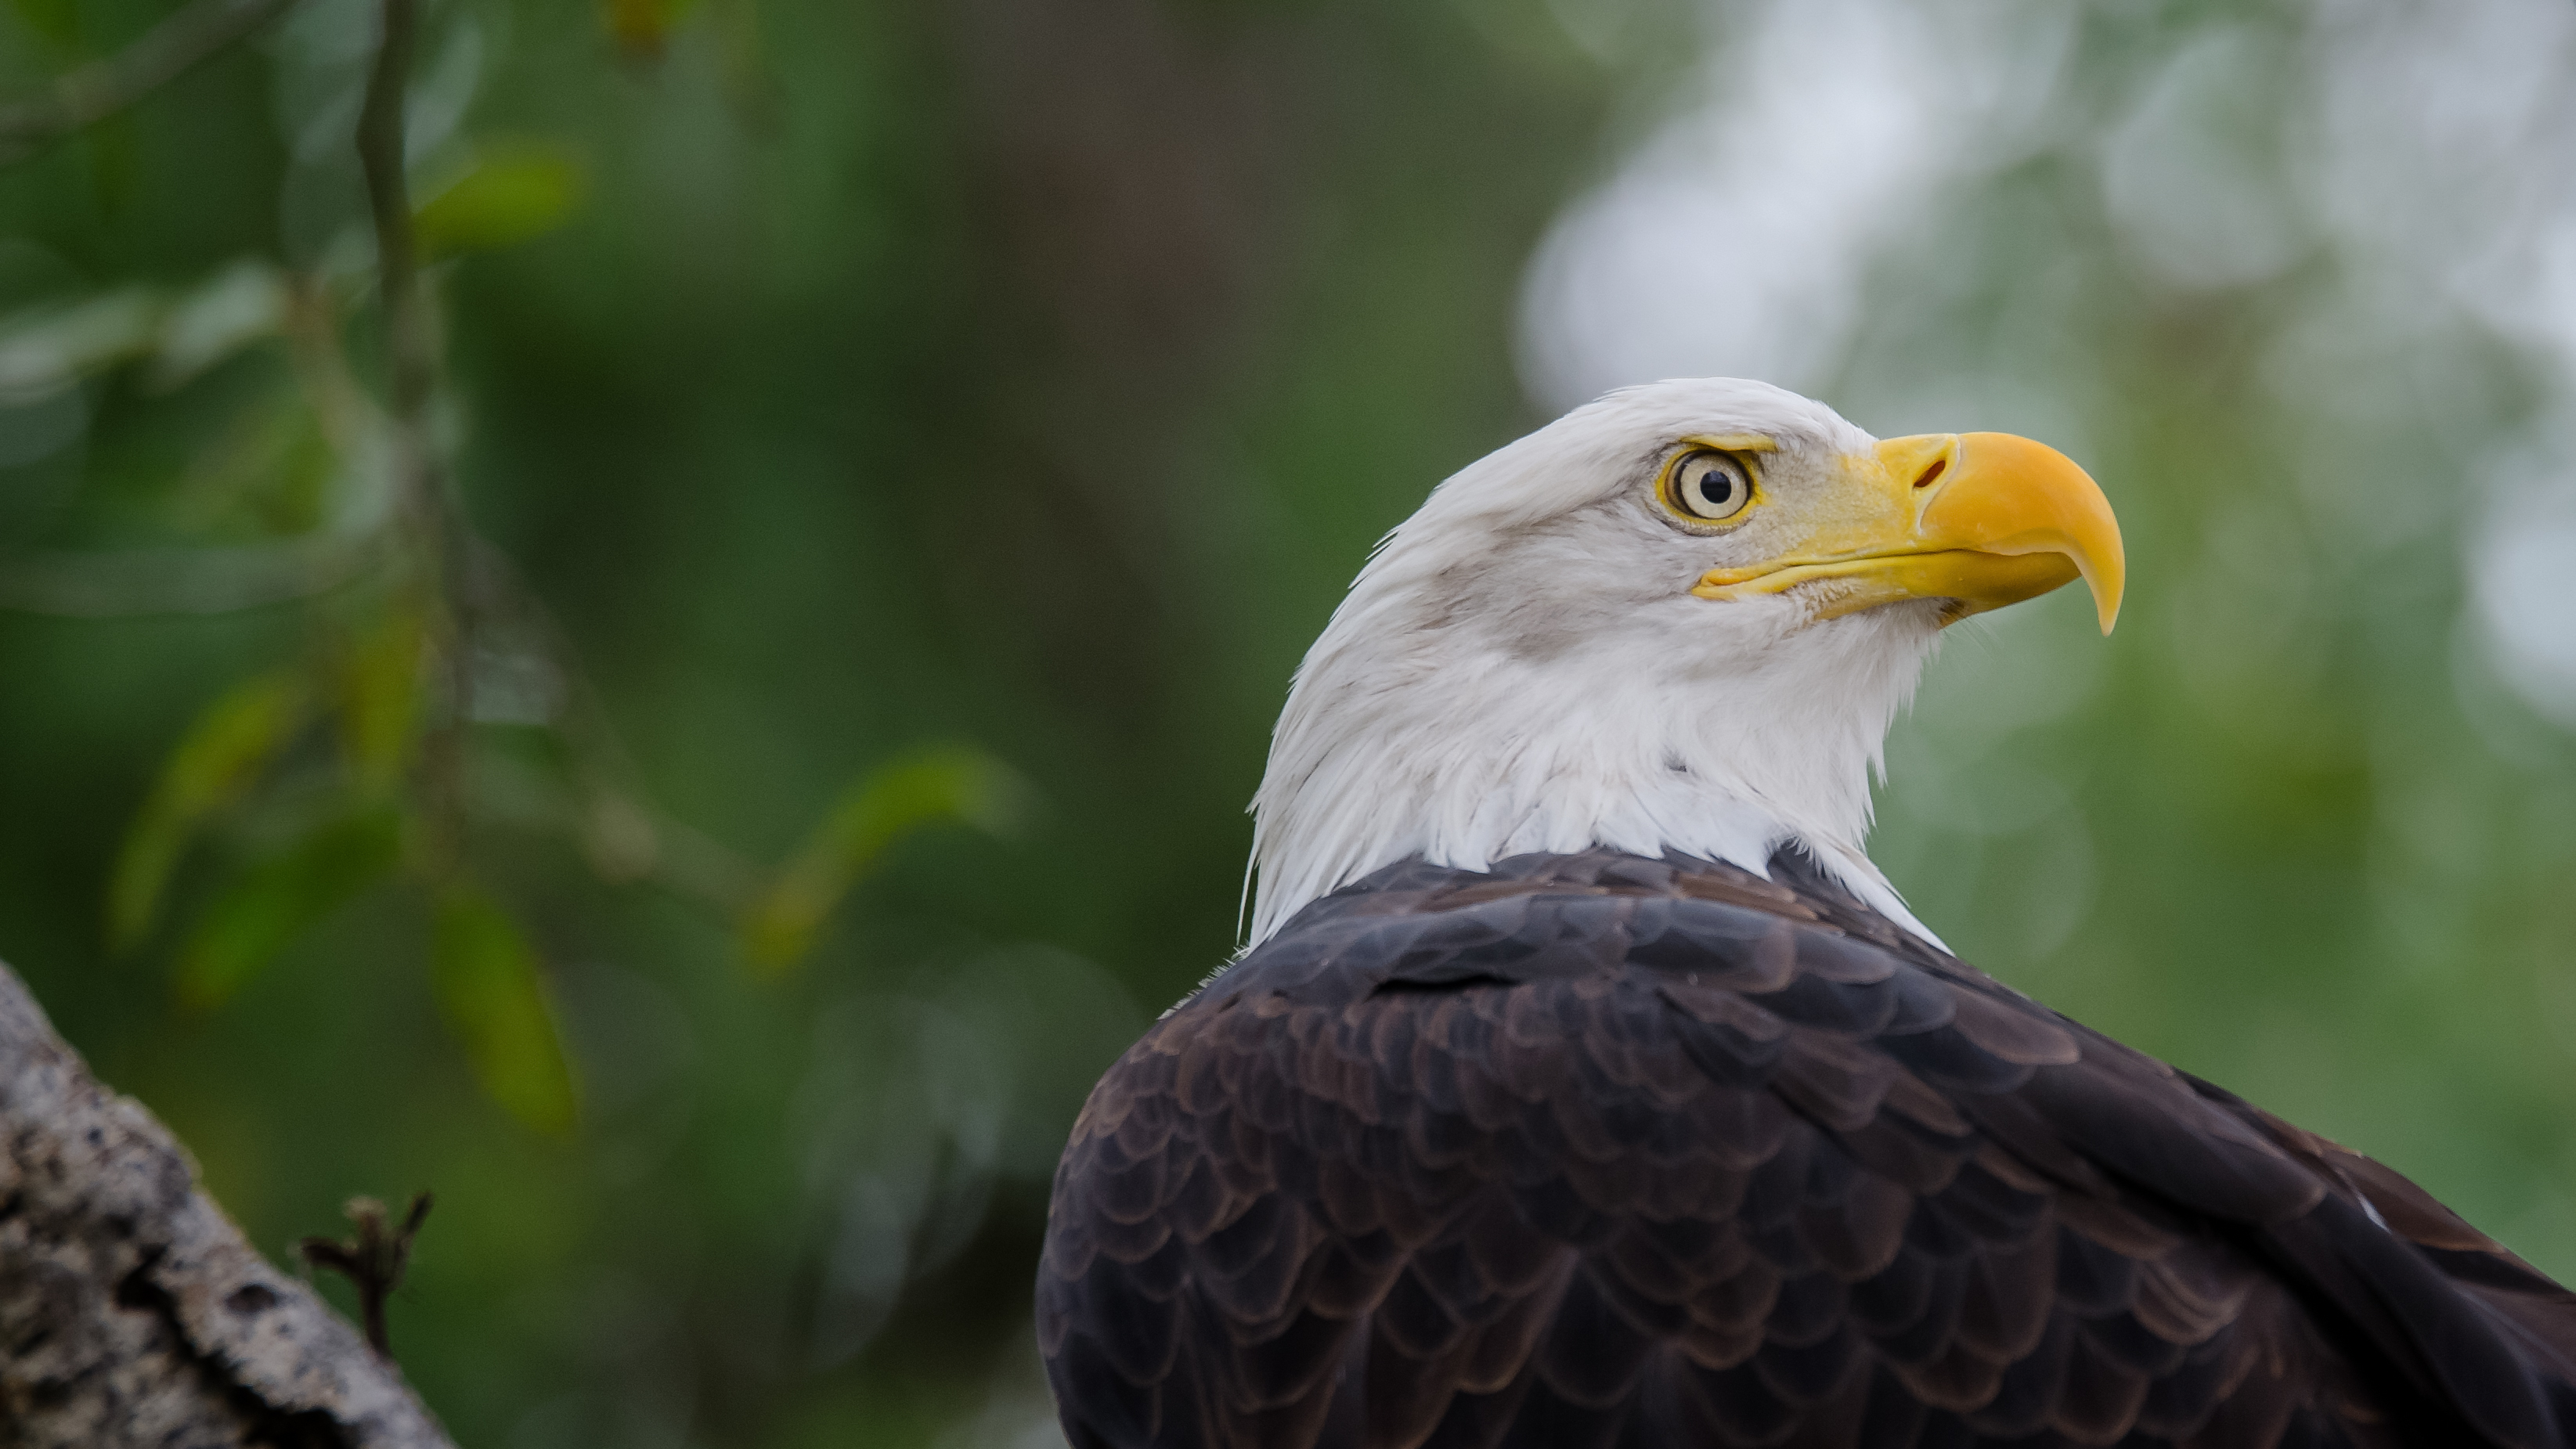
[1041,849,2576,1449]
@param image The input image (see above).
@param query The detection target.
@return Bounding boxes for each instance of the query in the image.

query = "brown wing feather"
[1040,850,2576,1449]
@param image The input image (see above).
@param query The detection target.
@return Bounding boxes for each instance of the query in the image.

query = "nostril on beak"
[1914,458,1947,490]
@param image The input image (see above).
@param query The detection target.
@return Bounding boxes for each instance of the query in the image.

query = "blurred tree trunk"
[0,961,451,1449]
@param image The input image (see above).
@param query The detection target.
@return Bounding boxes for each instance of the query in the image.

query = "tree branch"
[0,957,455,1446]
[0,0,305,168]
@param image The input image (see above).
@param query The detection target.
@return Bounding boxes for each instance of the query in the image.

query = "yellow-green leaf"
[110,671,316,952]
[431,886,579,1136]
[336,604,427,796]
[413,147,587,258]
[174,808,402,1010]
[739,746,1027,975]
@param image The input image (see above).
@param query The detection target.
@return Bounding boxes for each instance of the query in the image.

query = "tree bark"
[0,960,454,1448]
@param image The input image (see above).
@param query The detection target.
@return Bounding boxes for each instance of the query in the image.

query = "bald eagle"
[1037,380,2576,1448]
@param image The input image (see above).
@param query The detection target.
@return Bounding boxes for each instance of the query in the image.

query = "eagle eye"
[1662,449,1753,523]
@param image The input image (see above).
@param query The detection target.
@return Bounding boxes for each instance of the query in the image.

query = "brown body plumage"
[1039,850,2576,1447]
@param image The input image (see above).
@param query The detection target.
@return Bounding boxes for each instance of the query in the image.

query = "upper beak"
[1691,431,2125,633]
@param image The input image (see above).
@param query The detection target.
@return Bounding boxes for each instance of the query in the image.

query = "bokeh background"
[5,0,2576,1444]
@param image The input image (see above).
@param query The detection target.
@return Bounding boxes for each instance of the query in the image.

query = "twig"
[355,0,425,430]
[0,0,305,168]
[354,0,474,871]
[298,1192,433,1358]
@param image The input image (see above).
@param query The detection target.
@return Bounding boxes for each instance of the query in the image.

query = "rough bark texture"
[0,959,454,1448]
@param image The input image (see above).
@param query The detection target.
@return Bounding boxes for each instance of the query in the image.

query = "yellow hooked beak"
[1692,432,2125,633]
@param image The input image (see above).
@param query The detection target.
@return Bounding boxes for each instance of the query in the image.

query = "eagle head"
[1247,377,2123,944]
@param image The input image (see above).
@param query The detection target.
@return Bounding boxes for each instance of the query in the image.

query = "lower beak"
[1691,431,2125,633]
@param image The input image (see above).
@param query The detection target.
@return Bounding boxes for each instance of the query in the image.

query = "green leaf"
[174,807,402,1009]
[413,146,587,258]
[336,604,427,796]
[110,671,316,952]
[431,886,579,1136]
[739,745,1028,975]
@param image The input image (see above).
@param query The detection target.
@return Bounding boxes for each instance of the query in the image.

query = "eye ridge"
[1664,449,1753,523]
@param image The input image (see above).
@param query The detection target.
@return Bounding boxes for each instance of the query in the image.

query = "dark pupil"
[1696,467,1732,509]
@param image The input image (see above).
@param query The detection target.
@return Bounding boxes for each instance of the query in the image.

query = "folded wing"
[1041,850,2576,1449]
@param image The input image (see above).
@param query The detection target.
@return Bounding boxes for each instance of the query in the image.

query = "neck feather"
[1247,596,1947,946]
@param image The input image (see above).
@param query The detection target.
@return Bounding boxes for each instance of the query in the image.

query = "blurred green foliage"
[432,881,576,1136]
[415,143,583,258]
[741,746,1027,975]
[107,665,312,949]
[177,800,399,1007]
[1,1,2574,1447]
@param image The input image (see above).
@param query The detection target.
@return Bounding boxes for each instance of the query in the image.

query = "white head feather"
[1246,377,1946,946]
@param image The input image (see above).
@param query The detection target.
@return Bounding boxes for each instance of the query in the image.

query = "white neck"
[1247,570,1947,948]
